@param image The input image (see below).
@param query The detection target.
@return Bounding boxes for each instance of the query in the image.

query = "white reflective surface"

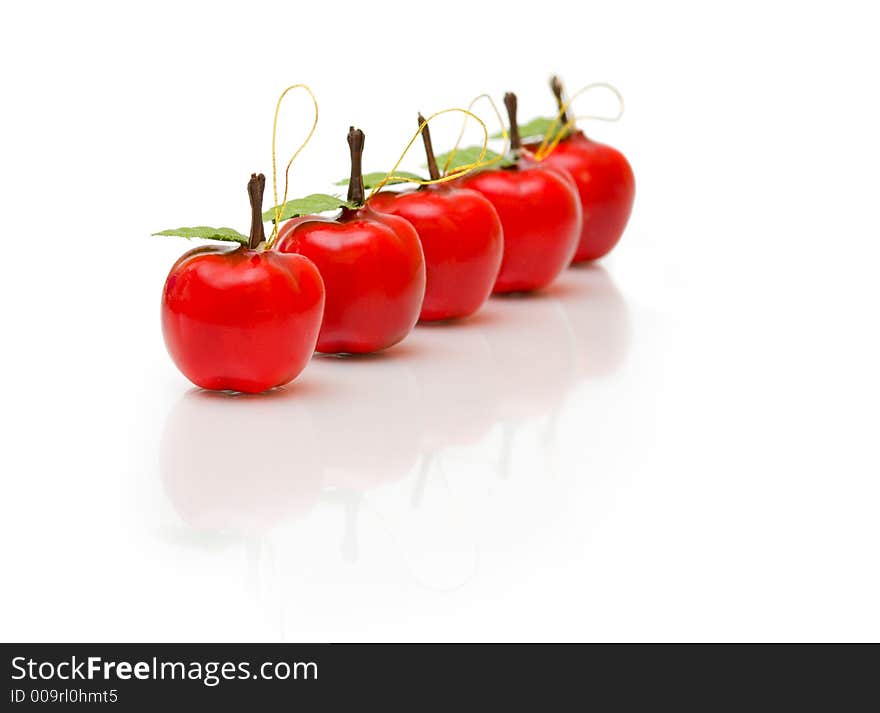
[2,0,879,642]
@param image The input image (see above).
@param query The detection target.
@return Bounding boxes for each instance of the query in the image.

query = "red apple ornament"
[161,174,325,393]
[529,76,635,263]
[275,127,426,353]
[457,93,582,293]
[370,114,504,321]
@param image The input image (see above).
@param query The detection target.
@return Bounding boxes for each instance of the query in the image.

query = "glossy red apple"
[370,113,503,321]
[161,174,325,393]
[528,76,635,263]
[457,92,582,294]
[275,127,426,353]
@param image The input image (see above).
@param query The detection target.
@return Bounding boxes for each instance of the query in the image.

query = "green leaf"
[335,170,426,189]
[151,226,248,244]
[430,146,515,173]
[263,193,356,223]
[491,116,572,142]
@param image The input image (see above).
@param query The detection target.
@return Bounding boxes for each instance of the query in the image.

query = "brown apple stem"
[504,92,522,152]
[347,126,366,205]
[550,75,571,124]
[247,173,266,250]
[419,113,440,181]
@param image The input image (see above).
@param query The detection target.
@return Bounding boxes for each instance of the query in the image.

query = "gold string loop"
[535,82,625,160]
[367,107,492,198]
[268,84,319,246]
[442,94,510,176]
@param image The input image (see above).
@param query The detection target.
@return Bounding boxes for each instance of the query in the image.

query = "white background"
[1,1,878,642]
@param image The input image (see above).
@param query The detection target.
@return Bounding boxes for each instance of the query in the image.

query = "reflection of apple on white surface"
[390,295,583,587]
[304,354,425,565]
[410,319,502,452]
[480,293,577,425]
[307,353,425,493]
[556,265,632,380]
[160,389,324,535]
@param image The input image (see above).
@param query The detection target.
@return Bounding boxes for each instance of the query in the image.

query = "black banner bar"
[3,643,878,710]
